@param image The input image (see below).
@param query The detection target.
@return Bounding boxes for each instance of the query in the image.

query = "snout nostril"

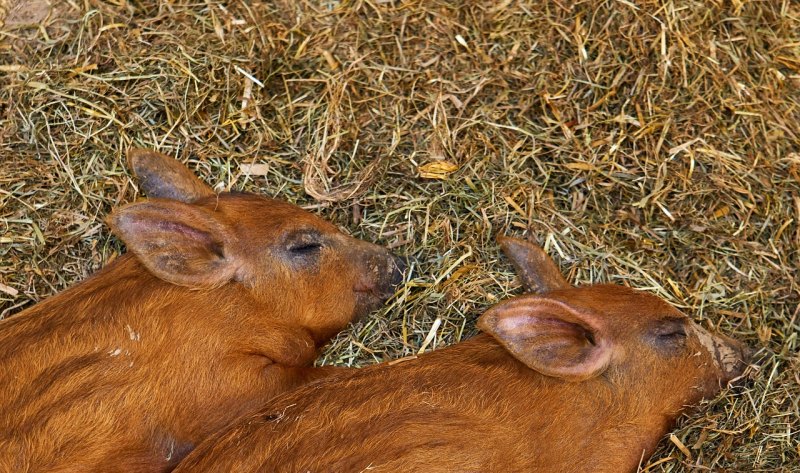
[387,255,411,287]
[392,255,410,274]
[740,345,755,364]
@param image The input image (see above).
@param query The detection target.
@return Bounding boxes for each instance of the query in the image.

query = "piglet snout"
[691,324,752,384]
[389,255,408,288]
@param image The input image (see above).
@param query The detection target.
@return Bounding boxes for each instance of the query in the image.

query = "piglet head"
[108,149,405,343]
[479,236,751,403]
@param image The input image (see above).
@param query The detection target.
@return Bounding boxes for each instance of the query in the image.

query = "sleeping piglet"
[173,235,751,473]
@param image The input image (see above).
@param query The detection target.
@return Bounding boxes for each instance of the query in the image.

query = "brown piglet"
[173,235,751,473]
[0,149,405,472]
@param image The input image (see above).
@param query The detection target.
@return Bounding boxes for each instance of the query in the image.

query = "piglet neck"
[13,254,269,339]
[544,370,686,471]
[475,338,679,471]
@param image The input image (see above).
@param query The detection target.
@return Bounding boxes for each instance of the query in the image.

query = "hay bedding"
[0,0,798,470]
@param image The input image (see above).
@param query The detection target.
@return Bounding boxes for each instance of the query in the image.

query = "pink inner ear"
[498,314,578,332]
[478,296,612,381]
[493,300,601,340]
[498,314,598,351]
[110,200,238,287]
[124,216,227,262]
[151,220,217,247]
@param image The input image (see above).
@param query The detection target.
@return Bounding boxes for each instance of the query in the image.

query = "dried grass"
[1,0,799,471]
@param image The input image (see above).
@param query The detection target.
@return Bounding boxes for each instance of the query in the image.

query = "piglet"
[173,235,750,473]
[0,149,405,472]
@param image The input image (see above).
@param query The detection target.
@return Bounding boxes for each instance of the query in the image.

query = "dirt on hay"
[1,0,798,471]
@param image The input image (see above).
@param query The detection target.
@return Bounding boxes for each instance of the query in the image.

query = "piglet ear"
[127,148,215,203]
[497,235,570,293]
[109,200,238,288]
[477,296,611,381]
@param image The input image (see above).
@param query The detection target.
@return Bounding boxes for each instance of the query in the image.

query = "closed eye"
[289,242,322,255]
[652,317,687,338]
[657,329,687,339]
[649,317,689,355]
